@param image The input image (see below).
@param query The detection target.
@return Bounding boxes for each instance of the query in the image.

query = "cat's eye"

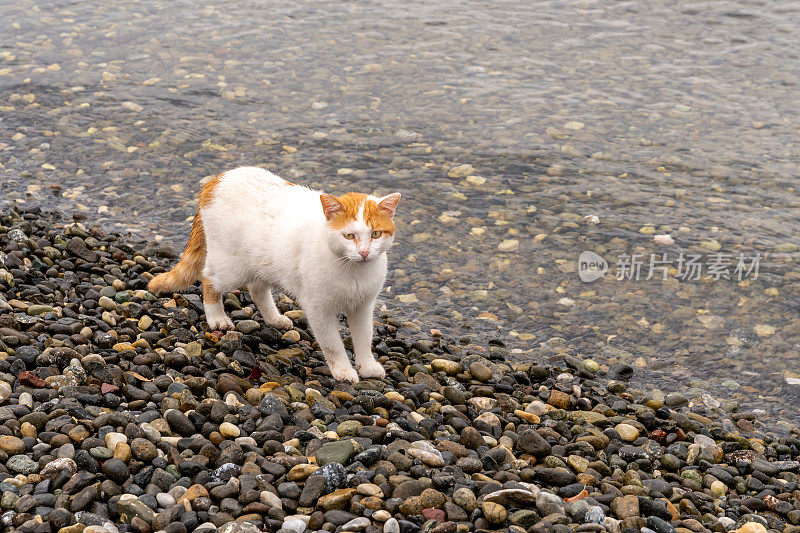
[371,230,382,239]
[344,233,355,240]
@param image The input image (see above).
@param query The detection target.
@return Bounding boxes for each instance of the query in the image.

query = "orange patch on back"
[199,173,224,208]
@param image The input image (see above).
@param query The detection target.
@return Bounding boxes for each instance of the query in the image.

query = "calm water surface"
[2,0,800,424]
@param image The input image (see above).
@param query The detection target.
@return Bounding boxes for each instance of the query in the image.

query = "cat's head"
[319,192,401,263]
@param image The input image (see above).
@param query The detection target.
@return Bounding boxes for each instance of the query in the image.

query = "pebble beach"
[0,206,796,533]
[4,0,800,423]
[3,1,800,532]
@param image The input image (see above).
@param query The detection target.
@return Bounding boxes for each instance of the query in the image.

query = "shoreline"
[0,205,795,533]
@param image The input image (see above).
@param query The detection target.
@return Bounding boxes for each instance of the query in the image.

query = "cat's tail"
[148,213,206,294]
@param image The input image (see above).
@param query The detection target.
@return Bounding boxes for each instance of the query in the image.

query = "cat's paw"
[266,315,293,330]
[207,314,234,331]
[357,360,386,380]
[329,363,360,383]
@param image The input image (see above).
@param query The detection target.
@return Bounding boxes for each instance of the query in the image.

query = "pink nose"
[359,250,369,258]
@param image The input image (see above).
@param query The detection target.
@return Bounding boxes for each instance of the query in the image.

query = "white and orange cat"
[148,166,401,383]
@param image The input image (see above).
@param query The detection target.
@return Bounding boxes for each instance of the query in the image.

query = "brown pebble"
[282,330,301,342]
[114,442,132,462]
[20,423,37,439]
[178,484,209,504]
[209,431,225,446]
[68,425,90,443]
[547,390,571,410]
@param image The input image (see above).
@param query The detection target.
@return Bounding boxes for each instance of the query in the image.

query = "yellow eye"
[344,233,355,240]
[371,230,382,239]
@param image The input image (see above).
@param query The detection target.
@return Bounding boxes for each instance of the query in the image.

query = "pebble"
[341,517,370,531]
[482,501,508,524]
[7,455,37,474]
[281,518,307,533]
[737,523,767,533]
[585,506,605,524]
[468,361,492,381]
[611,494,640,519]
[0,436,25,455]
[453,488,477,511]
[614,423,640,442]
[219,422,241,438]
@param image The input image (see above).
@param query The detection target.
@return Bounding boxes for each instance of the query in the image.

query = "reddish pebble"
[422,508,446,522]
[101,383,120,394]
[18,371,45,388]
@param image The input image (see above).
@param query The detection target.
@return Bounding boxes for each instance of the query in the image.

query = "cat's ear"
[377,193,401,218]
[320,194,344,220]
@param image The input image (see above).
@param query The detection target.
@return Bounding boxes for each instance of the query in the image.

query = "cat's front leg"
[348,301,385,379]
[304,305,359,383]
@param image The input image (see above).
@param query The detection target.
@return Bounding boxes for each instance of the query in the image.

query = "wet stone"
[7,456,37,474]
[611,494,640,519]
[315,440,355,466]
[468,362,492,382]
[517,429,552,457]
[0,436,25,456]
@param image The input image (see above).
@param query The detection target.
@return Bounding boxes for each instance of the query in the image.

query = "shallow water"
[2,0,800,424]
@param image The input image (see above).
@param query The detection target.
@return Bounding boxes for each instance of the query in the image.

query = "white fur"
[200,167,397,382]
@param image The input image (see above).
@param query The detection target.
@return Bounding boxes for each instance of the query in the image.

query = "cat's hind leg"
[202,277,234,330]
[248,282,292,330]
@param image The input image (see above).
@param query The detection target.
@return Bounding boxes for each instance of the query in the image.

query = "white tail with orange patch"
[150,166,401,382]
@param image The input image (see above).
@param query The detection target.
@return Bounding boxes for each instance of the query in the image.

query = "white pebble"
[156,493,176,508]
[525,400,548,416]
[0,382,11,403]
[224,392,244,407]
[383,518,400,533]
[261,490,282,508]
[234,436,257,447]
[104,432,127,452]
[18,392,33,409]
[341,517,370,531]
[219,422,240,438]
[281,518,307,533]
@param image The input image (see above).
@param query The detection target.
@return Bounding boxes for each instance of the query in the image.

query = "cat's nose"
[359,250,370,258]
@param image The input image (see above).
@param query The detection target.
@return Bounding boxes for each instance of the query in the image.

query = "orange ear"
[320,194,344,220]
[377,193,401,217]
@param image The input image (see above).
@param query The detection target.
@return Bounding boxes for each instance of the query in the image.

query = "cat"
[148,166,401,383]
